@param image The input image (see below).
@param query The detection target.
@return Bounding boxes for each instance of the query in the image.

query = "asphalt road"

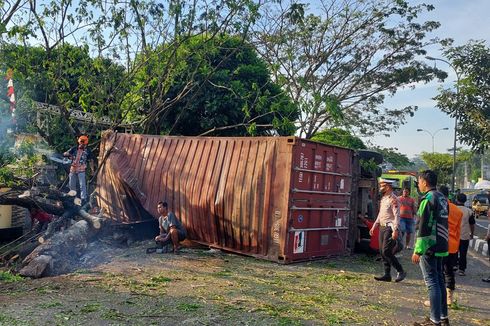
[474,216,489,239]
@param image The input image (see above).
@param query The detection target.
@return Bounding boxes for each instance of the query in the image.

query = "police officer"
[370,178,407,282]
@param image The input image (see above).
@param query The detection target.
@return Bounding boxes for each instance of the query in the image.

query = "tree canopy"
[130,35,298,136]
[0,44,129,151]
[252,0,446,139]
[434,41,490,152]
[311,128,366,150]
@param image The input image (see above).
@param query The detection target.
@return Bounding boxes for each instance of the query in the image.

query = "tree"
[420,152,454,185]
[420,151,470,186]
[434,41,490,151]
[131,35,298,136]
[0,44,129,152]
[3,0,266,137]
[0,0,27,37]
[312,128,366,149]
[371,146,413,170]
[252,0,446,139]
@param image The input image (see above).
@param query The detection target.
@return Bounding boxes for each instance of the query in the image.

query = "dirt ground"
[1,241,489,326]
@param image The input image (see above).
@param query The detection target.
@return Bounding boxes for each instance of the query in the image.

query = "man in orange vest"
[63,135,95,204]
[437,185,462,305]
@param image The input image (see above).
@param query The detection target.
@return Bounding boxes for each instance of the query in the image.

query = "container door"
[287,140,352,262]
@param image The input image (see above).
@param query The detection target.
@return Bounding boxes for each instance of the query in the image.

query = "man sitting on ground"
[154,201,187,254]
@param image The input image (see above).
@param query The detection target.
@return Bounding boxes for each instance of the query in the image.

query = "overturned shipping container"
[97,131,354,263]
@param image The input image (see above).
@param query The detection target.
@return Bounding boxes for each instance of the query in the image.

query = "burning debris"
[0,188,106,277]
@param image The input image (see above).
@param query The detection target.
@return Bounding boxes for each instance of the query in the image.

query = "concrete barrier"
[470,237,489,257]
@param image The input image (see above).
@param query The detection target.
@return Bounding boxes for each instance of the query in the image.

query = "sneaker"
[413,317,440,326]
[440,318,450,326]
[374,275,392,282]
[447,289,454,305]
[482,277,490,283]
[395,271,407,282]
[406,246,413,250]
[458,270,465,276]
[156,248,164,254]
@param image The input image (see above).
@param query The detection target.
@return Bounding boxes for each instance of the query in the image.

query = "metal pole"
[451,117,457,192]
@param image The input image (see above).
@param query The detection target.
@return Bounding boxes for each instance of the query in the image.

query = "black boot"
[374,274,392,282]
[395,271,407,282]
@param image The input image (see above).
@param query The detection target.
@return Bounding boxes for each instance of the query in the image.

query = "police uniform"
[373,179,406,282]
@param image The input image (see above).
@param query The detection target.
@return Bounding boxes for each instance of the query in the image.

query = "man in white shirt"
[455,193,475,276]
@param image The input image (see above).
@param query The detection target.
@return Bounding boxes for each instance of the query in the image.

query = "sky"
[365,0,490,158]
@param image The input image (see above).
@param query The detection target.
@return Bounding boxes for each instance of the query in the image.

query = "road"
[474,215,489,239]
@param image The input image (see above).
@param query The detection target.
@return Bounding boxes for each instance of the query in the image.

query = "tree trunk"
[19,219,95,278]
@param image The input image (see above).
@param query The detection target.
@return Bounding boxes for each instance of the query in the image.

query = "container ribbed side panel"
[96,132,293,260]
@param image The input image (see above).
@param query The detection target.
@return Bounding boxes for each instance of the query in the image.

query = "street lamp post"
[416,128,450,153]
[426,56,461,193]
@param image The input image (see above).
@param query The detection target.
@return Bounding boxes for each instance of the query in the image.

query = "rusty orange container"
[96,131,354,263]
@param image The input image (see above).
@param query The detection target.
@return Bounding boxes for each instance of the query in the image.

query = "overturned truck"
[97,131,356,263]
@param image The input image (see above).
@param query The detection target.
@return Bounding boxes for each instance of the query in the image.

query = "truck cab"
[380,171,419,200]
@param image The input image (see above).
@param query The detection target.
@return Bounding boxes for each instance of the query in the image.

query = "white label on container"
[339,179,345,190]
[335,217,342,227]
[300,152,305,168]
[293,231,305,254]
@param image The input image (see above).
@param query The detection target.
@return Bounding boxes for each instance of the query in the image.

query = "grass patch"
[177,303,201,312]
[36,285,61,294]
[40,301,63,308]
[322,307,366,324]
[150,275,172,283]
[277,316,302,325]
[102,308,124,320]
[259,303,288,317]
[449,301,472,312]
[0,271,23,283]
[53,312,74,324]
[363,302,386,312]
[0,313,22,325]
[319,273,363,284]
[213,269,233,277]
[80,302,101,313]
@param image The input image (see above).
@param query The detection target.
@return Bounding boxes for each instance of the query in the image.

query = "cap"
[78,135,89,144]
[379,178,396,186]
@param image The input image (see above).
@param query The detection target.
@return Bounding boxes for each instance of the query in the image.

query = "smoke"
[0,115,14,137]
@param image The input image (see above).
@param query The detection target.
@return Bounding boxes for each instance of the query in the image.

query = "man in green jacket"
[412,170,449,326]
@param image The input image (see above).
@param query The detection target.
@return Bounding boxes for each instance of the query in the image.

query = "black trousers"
[458,239,470,272]
[379,226,404,275]
[443,253,458,290]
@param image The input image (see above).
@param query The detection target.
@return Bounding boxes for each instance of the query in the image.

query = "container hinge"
[292,188,351,196]
[290,206,350,211]
[289,227,349,232]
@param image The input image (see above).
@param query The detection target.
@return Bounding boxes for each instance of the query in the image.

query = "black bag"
[392,237,404,255]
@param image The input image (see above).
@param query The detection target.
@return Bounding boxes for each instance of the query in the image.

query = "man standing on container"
[370,179,406,282]
[412,170,449,326]
[63,134,95,205]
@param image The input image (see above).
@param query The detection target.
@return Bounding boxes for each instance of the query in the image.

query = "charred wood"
[19,219,96,278]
